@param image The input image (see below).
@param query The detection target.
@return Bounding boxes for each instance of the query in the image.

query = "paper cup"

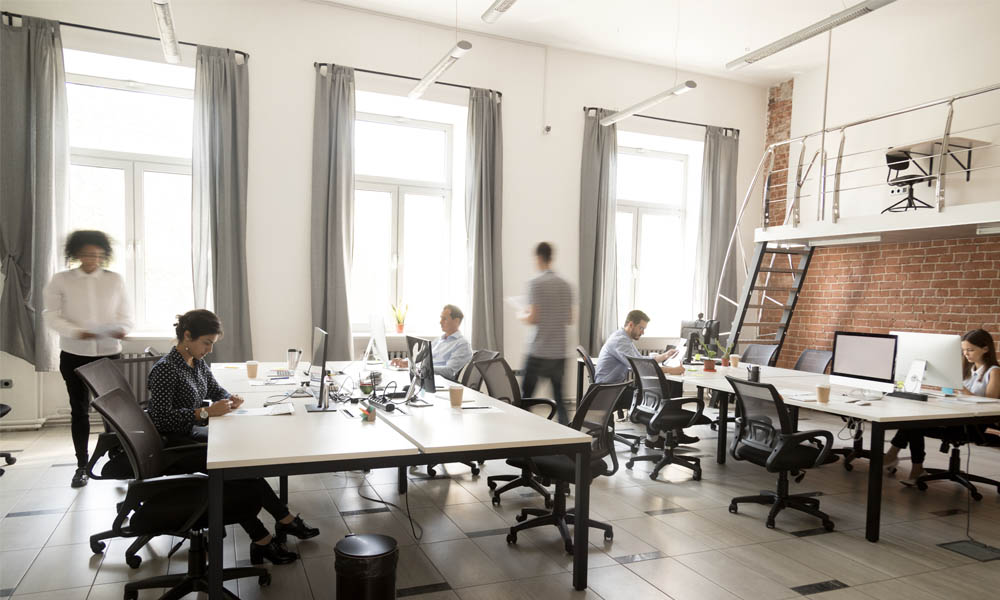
[817,383,831,403]
[729,354,741,368]
[449,385,464,407]
[246,361,259,379]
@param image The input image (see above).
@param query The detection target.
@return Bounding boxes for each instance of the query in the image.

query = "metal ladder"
[727,242,814,365]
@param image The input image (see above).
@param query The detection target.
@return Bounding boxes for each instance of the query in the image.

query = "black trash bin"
[334,533,398,599]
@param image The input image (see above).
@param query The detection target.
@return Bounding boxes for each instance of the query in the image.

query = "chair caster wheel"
[692,470,702,481]
[630,444,640,454]
[506,533,517,544]
[823,520,835,532]
[258,572,272,586]
[427,467,437,477]
[710,423,717,431]
[649,472,659,481]
[625,461,634,470]
[515,513,527,522]
[126,554,142,569]
[604,531,613,541]
[916,481,928,491]
[765,520,775,529]
[125,591,138,600]
[564,542,574,554]
[471,466,480,476]
[728,503,738,514]
[90,540,106,554]
[4,456,14,465]
[844,463,853,472]
[544,497,553,509]
[972,492,983,501]
[488,481,497,490]
[491,495,501,506]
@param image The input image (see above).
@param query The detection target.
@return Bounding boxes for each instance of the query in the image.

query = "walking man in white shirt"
[44,231,133,487]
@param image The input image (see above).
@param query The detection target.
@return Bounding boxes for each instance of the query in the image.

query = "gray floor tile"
[14,543,102,594]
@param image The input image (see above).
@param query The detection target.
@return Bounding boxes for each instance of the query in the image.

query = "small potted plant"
[391,304,407,333]
[716,341,734,367]
[698,340,718,372]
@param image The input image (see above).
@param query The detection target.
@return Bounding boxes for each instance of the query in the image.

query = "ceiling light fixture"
[481,0,519,24]
[151,0,181,64]
[599,80,697,126]
[808,235,882,247]
[725,0,896,70]
[408,40,472,99]
[976,225,1000,236]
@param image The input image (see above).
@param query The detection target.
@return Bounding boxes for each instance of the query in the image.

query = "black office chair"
[505,381,626,553]
[882,151,935,214]
[576,345,641,453]
[725,377,837,531]
[90,388,270,599]
[913,426,1000,500]
[741,344,779,367]
[624,357,706,481]
[793,349,833,374]
[0,404,15,476]
[476,357,557,506]
[422,349,500,478]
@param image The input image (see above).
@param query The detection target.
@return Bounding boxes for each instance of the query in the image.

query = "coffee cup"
[246,361,259,379]
[729,354,741,368]
[449,385,464,407]
[287,348,302,372]
[817,383,831,403]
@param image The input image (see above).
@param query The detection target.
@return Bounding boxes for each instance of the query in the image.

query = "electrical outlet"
[0,379,12,389]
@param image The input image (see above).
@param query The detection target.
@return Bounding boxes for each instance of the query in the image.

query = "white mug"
[287,348,302,371]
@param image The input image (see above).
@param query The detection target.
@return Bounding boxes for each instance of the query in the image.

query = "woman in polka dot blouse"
[147,309,320,565]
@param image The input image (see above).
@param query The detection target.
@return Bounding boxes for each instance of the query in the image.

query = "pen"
[343,409,354,418]
[269,376,290,380]
[462,406,490,410]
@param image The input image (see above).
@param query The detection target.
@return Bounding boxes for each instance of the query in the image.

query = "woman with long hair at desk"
[883,328,1000,485]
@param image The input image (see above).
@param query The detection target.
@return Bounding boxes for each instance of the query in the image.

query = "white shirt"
[43,267,134,357]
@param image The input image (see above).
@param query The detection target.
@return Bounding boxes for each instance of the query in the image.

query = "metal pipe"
[817,30,833,221]
[936,101,955,211]
[582,106,739,133]
[315,62,502,96]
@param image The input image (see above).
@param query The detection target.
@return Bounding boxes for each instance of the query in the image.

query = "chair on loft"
[881,151,936,214]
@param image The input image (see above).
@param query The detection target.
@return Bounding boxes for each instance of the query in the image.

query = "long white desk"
[668,364,1000,542]
[205,361,594,597]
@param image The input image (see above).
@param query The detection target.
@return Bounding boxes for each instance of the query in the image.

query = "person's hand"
[206,399,233,417]
[111,330,127,340]
[228,395,244,409]
[79,331,97,340]
[658,348,678,362]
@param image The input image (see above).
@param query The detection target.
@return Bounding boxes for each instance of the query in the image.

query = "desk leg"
[789,406,799,430]
[576,362,584,408]
[865,424,885,542]
[397,466,407,495]
[279,475,288,505]
[716,390,728,464]
[208,470,224,599]
[573,445,591,590]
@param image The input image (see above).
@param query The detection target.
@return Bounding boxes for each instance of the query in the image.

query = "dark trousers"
[522,355,567,424]
[59,350,121,468]
[891,425,986,465]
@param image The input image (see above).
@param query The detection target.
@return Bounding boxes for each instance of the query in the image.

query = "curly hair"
[64,230,113,265]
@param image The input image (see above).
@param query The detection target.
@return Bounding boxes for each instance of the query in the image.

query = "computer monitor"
[362,314,390,366]
[305,327,330,411]
[680,317,720,350]
[830,331,898,393]
[404,335,436,402]
[890,331,963,391]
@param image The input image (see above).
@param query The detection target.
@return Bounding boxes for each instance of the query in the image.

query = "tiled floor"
[2,409,1000,599]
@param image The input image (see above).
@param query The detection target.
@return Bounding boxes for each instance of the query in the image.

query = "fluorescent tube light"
[151,0,181,65]
[482,0,519,24]
[408,40,472,99]
[725,0,896,70]
[976,225,1000,236]
[809,235,882,247]
[599,80,697,127]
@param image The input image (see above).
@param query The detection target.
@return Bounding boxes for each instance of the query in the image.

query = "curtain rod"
[1,11,249,59]
[583,106,738,134]
[314,62,501,97]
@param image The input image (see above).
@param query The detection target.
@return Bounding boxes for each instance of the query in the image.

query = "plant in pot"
[698,340,719,372]
[716,341,734,367]
[391,304,408,333]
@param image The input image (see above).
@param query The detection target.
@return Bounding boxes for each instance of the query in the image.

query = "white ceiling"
[313,0,990,87]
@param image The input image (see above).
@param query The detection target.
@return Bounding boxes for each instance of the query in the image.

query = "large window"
[615,131,703,335]
[350,93,468,332]
[65,49,195,333]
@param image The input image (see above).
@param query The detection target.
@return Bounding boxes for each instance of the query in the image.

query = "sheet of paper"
[504,295,528,312]
[90,324,124,338]
[249,379,302,386]
[228,404,295,416]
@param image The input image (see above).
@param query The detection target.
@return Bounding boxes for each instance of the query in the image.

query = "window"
[65,49,195,332]
[349,93,468,333]
[615,131,704,335]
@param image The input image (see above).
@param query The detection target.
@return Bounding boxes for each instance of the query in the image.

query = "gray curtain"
[311,64,355,360]
[465,88,504,353]
[578,109,618,356]
[0,17,67,372]
[695,126,740,335]
[192,46,252,362]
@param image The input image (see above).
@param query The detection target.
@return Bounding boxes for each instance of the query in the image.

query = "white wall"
[0,0,767,424]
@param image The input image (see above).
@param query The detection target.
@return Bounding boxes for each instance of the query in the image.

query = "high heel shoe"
[883,456,899,472]
[250,539,299,565]
[274,514,319,542]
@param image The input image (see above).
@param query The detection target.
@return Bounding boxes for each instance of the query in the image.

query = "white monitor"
[830,331,898,393]
[890,331,963,391]
[364,314,390,366]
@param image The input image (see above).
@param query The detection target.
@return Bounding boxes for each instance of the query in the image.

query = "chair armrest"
[118,474,209,534]
[520,397,557,420]
[773,429,834,469]
[654,396,705,429]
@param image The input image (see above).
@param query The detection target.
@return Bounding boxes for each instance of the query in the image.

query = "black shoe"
[644,437,665,449]
[677,433,700,445]
[250,539,299,565]
[71,467,88,488]
[274,514,319,542]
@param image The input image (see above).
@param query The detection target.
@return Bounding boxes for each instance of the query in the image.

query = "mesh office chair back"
[627,356,666,419]
[727,378,794,456]
[475,358,522,406]
[460,349,500,391]
[573,382,629,466]
[741,344,779,367]
[576,346,597,383]
[91,388,168,480]
[76,358,135,404]
[793,349,833,374]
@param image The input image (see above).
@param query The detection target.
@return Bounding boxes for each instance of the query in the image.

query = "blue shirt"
[594,328,642,383]
[432,330,473,381]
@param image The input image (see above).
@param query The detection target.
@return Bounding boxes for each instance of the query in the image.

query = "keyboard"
[268,369,293,377]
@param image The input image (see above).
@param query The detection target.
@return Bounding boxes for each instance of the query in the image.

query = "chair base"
[729,473,834,531]
[626,439,701,481]
[614,431,641,453]
[488,470,552,507]
[882,185,933,214]
[831,422,869,471]
[425,462,480,477]
[914,447,1000,501]
[124,531,268,600]
[506,482,612,554]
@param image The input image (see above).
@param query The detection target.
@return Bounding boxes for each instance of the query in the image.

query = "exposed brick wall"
[765,80,793,227]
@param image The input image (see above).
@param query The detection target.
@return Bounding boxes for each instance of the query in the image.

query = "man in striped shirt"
[519,242,573,424]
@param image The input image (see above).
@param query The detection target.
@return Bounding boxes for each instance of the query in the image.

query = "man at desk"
[391,304,472,381]
[595,310,696,446]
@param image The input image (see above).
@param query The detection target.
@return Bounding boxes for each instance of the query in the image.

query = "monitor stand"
[305,403,337,412]
[403,376,433,407]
